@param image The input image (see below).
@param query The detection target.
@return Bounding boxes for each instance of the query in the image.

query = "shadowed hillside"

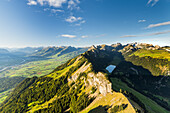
[0,43,169,113]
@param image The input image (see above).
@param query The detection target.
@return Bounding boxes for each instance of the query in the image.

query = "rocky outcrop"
[88,45,97,51]
[121,43,162,54]
[87,72,112,96]
[67,57,112,96]
[70,62,91,81]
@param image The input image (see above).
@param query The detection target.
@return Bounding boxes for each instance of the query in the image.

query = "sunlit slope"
[1,43,170,113]
[81,93,136,113]
[0,48,88,78]
[0,48,87,106]
[124,49,170,76]
[0,52,135,113]
[111,78,169,113]
[130,49,170,61]
[0,55,90,112]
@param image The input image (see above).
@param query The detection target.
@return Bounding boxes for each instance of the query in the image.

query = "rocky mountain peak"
[89,45,96,50]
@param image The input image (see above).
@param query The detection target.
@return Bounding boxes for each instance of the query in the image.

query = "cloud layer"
[27,0,67,7]
[61,34,76,38]
[147,0,159,6]
[65,16,82,23]
[27,0,80,8]
[65,15,85,26]
[138,20,146,23]
[81,35,88,38]
[147,21,170,29]
[27,0,84,26]
[120,30,170,38]
[27,0,37,5]
[68,0,80,10]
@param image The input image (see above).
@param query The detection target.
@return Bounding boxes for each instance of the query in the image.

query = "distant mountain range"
[0,43,170,113]
[30,46,88,57]
[0,49,9,54]
[5,47,43,54]
[0,46,88,104]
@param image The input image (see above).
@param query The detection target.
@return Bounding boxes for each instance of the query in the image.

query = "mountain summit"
[0,43,170,113]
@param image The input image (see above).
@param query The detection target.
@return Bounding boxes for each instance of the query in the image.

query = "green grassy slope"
[1,44,169,113]
[124,49,170,76]
[0,89,13,104]
[130,49,170,61]
[0,52,136,113]
[0,48,87,105]
[0,49,88,78]
[110,78,169,113]
[0,55,93,113]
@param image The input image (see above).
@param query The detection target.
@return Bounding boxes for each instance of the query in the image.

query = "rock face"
[71,61,90,81]
[89,45,96,51]
[68,57,112,96]
[121,43,162,53]
[111,43,123,50]
[87,72,112,96]
[68,42,164,96]
[98,83,112,96]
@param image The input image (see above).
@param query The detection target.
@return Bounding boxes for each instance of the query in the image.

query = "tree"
[70,96,77,113]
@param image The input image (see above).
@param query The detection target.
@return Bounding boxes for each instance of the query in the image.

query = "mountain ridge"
[0,42,170,113]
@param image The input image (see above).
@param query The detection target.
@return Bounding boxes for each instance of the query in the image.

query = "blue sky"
[0,0,170,47]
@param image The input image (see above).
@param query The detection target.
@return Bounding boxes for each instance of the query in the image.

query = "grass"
[27,56,85,112]
[80,93,135,113]
[0,51,85,105]
[0,51,82,78]
[110,78,169,113]
[27,98,56,113]
[130,49,170,61]
[153,94,170,106]
[0,89,13,104]
[46,56,82,79]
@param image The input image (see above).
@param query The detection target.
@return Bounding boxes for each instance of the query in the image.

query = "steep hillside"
[84,43,170,113]
[0,47,88,104]
[0,43,169,113]
[120,43,170,76]
[0,77,26,103]
[0,50,136,113]
[111,61,170,112]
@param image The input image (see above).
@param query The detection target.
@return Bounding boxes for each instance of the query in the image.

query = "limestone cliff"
[67,56,112,96]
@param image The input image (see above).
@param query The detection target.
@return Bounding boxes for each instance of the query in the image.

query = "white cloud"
[43,8,64,13]
[146,21,170,29]
[138,20,146,23]
[61,34,76,38]
[120,35,137,38]
[81,35,88,38]
[51,9,64,13]
[75,20,86,26]
[27,0,84,25]
[65,16,83,23]
[44,8,50,11]
[27,0,67,7]
[120,30,170,38]
[147,0,159,6]
[147,30,170,36]
[27,0,81,9]
[68,0,80,10]
[27,0,37,5]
